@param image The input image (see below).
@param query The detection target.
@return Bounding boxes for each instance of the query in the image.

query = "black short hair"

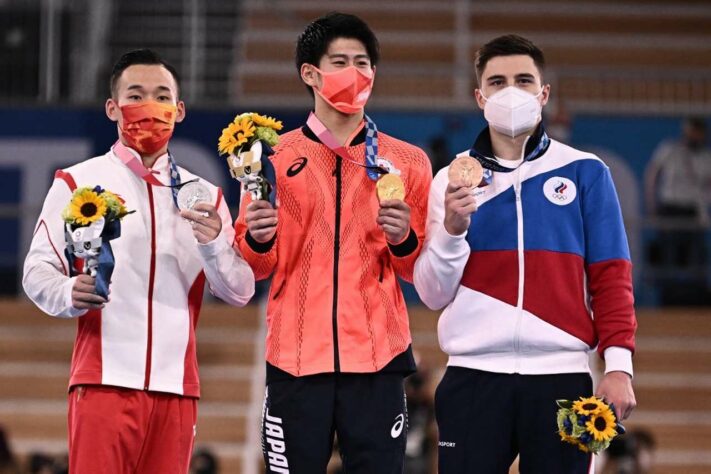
[110,49,181,98]
[474,35,545,85]
[295,12,379,94]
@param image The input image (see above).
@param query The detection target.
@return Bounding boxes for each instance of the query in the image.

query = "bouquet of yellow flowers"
[62,186,133,298]
[218,112,282,202]
[62,186,131,228]
[556,396,625,454]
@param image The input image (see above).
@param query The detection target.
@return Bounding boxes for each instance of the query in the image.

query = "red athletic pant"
[68,385,198,474]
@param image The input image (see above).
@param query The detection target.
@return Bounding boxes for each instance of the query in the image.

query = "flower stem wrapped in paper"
[62,186,134,299]
[556,396,626,454]
[218,112,282,204]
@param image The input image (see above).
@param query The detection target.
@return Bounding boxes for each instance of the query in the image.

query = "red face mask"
[118,101,178,155]
[312,65,374,114]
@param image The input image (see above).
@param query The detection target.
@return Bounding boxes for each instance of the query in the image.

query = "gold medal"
[448,156,484,188]
[376,173,405,202]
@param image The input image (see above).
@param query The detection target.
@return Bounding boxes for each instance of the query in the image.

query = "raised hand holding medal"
[375,165,410,245]
[365,131,409,245]
[177,181,223,244]
[448,155,484,188]
[177,180,211,213]
[376,173,406,202]
[443,155,482,236]
[371,145,410,245]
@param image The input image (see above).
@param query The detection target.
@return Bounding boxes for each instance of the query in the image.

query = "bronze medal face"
[376,173,406,202]
[448,156,484,188]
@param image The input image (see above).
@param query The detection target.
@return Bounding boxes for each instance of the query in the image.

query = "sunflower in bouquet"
[556,396,625,454]
[62,187,130,228]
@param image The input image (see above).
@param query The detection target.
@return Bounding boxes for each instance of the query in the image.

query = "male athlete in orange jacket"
[234,12,432,473]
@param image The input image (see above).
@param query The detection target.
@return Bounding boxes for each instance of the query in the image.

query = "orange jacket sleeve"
[234,190,278,281]
[388,148,432,283]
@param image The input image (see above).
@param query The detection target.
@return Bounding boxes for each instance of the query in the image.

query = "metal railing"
[1,0,240,105]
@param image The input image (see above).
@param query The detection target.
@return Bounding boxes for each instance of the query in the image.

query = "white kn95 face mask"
[482,86,544,138]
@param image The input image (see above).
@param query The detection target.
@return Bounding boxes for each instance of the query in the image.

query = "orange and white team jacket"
[23,146,255,397]
[235,123,432,377]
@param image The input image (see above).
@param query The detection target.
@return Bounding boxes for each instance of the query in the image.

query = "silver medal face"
[177,181,211,211]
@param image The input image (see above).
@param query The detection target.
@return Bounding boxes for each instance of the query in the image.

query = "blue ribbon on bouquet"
[260,142,278,206]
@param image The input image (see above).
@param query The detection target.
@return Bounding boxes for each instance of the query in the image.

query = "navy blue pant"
[262,371,407,473]
[436,367,593,474]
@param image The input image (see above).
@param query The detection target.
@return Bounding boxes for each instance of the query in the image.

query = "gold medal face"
[448,156,484,188]
[376,173,406,202]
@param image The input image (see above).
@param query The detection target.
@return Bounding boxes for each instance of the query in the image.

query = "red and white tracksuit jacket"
[23,146,255,397]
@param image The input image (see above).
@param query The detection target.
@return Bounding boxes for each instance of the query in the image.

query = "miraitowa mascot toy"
[65,217,106,277]
[227,139,277,204]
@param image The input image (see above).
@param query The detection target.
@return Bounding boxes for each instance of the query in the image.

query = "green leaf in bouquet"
[588,438,610,454]
[556,399,574,409]
[556,410,567,430]
[255,127,279,147]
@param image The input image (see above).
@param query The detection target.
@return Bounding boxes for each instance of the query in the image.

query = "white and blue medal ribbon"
[364,114,381,181]
[306,112,390,179]
[166,151,181,209]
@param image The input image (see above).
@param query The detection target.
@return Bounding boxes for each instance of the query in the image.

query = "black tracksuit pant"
[436,367,593,474]
[262,370,408,473]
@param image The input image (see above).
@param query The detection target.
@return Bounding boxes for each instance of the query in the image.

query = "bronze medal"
[376,173,405,202]
[448,156,484,188]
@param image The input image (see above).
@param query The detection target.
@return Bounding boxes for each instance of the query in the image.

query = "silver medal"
[177,181,211,211]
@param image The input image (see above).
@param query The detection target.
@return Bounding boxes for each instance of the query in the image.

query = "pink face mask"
[312,65,374,114]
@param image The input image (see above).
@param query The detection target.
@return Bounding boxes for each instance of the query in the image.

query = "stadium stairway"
[233,0,711,114]
[0,300,265,474]
[1,301,710,473]
[408,307,711,474]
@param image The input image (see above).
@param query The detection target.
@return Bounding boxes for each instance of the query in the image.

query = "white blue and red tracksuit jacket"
[23,146,255,397]
[414,125,637,376]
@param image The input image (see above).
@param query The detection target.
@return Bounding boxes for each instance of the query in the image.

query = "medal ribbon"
[306,112,387,180]
[112,140,182,208]
[467,131,551,174]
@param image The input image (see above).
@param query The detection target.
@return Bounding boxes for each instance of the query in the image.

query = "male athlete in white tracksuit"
[23,49,254,474]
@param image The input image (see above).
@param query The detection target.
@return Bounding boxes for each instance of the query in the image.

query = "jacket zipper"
[272,280,285,300]
[332,155,342,372]
[512,140,529,372]
[513,176,524,369]
[144,183,157,390]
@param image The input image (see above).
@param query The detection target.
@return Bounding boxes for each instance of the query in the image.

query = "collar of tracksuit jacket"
[468,122,551,173]
[301,123,368,145]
